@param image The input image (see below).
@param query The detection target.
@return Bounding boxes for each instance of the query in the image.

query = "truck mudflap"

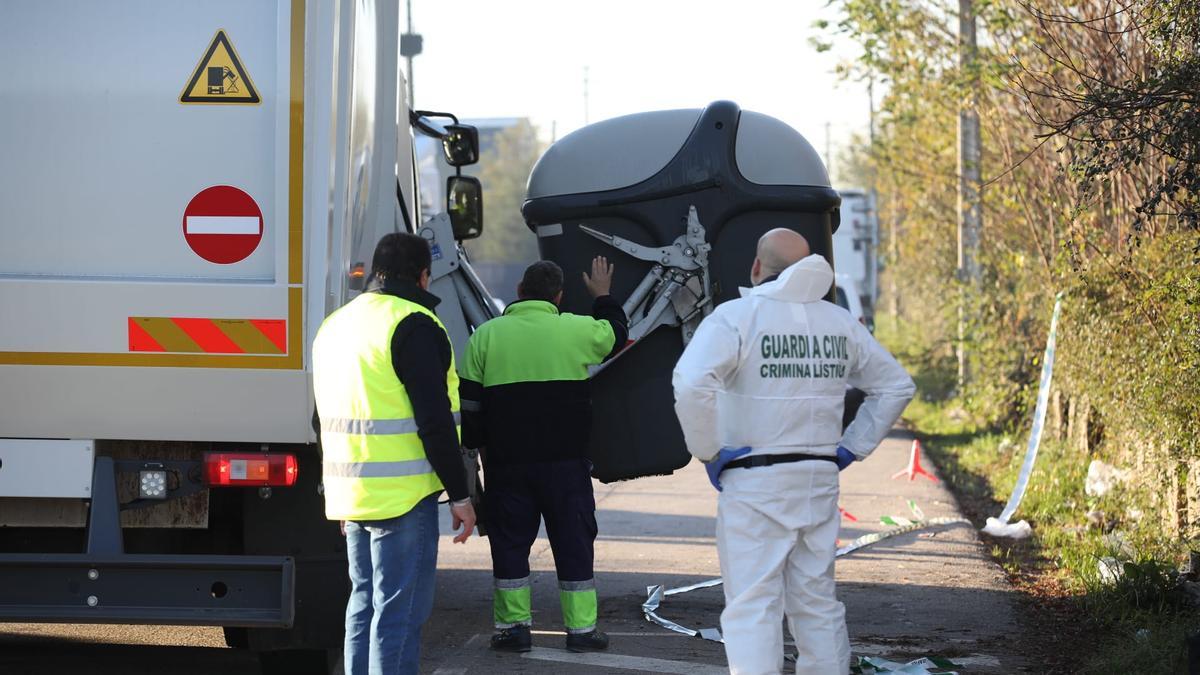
[0,553,294,627]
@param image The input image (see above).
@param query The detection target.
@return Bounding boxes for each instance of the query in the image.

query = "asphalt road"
[0,430,1023,674]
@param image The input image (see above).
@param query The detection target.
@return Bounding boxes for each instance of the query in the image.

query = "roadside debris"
[1099,557,1124,585]
[1084,460,1129,497]
[981,518,1032,539]
[852,656,962,674]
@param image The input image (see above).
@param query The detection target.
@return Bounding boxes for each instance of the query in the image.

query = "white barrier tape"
[641,583,714,639]
[642,516,971,640]
[988,293,1063,533]
[837,517,971,556]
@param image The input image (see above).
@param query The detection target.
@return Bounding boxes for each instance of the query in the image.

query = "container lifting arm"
[580,205,714,374]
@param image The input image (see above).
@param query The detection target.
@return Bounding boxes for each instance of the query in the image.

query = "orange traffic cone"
[891,439,938,482]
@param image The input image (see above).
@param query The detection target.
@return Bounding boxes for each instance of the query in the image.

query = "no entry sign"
[183,186,263,264]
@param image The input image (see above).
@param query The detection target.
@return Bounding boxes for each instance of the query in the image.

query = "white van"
[834,273,867,327]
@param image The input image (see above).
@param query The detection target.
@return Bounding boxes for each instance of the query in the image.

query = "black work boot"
[490,625,532,653]
[565,629,609,653]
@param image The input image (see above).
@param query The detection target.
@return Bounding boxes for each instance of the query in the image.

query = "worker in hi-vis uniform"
[313,233,476,675]
[672,229,915,675]
[460,257,628,654]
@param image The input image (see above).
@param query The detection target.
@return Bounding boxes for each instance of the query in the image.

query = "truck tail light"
[204,453,298,487]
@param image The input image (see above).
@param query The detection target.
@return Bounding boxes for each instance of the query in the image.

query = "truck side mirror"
[447,175,483,240]
[443,124,479,167]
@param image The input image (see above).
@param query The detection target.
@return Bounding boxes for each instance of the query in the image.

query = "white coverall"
[672,254,915,675]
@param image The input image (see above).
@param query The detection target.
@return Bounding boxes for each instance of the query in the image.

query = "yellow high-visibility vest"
[312,292,460,521]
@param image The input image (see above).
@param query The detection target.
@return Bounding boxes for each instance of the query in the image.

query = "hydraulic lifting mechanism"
[581,205,715,358]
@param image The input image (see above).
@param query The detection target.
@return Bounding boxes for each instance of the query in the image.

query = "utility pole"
[867,75,881,313]
[867,77,876,148]
[583,66,590,125]
[399,0,423,107]
[824,121,832,179]
[957,0,982,390]
[874,73,899,318]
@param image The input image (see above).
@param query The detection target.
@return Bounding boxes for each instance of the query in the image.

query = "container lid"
[526,107,829,200]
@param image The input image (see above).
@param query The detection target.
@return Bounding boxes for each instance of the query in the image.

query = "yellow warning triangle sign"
[180,30,260,105]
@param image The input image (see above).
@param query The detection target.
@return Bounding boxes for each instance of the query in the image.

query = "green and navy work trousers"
[485,458,599,634]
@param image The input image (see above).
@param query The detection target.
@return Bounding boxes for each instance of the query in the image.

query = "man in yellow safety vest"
[313,232,477,675]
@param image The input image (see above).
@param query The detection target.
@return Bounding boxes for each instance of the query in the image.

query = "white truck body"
[0,0,429,446]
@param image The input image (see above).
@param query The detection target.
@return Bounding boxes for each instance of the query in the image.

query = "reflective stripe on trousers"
[494,576,532,628]
[558,579,597,633]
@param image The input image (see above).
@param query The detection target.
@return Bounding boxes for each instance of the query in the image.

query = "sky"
[408,0,873,180]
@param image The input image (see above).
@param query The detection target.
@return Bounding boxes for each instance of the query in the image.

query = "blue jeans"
[343,493,439,675]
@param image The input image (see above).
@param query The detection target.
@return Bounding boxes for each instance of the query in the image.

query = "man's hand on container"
[704,446,752,491]
[450,499,476,543]
[835,446,857,471]
[582,256,614,298]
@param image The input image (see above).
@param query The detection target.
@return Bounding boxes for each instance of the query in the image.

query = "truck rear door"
[0,0,310,443]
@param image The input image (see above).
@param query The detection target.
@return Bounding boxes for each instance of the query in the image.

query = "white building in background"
[833,188,879,316]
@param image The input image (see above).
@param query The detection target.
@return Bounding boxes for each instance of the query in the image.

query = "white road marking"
[185,216,260,235]
[521,647,727,674]
[463,633,483,648]
[531,629,689,637]
[948,654,1000,667]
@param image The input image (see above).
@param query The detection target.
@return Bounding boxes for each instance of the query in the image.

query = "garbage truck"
[0,1,495,672]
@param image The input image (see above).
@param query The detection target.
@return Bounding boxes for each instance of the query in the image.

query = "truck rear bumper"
[0,552,294,627]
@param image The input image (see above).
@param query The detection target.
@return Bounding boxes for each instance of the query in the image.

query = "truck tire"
[243,446,350,655]
[223,627,249,649]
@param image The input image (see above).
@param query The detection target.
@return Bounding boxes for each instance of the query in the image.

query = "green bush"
[1059,233,1200,465]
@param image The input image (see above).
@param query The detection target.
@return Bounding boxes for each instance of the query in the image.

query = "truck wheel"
[258,648,343,675]
[222,626,249,649]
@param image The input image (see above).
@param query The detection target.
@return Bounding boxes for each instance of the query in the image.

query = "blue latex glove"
[705,447,752,491]
[835,446,857,471]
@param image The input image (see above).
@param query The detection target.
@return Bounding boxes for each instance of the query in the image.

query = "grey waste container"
[522,100,841,482]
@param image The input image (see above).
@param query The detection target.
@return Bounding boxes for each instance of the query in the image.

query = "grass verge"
[905,397,1200,674]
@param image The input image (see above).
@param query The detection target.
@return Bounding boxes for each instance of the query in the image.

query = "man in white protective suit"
[672,229,915,675]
